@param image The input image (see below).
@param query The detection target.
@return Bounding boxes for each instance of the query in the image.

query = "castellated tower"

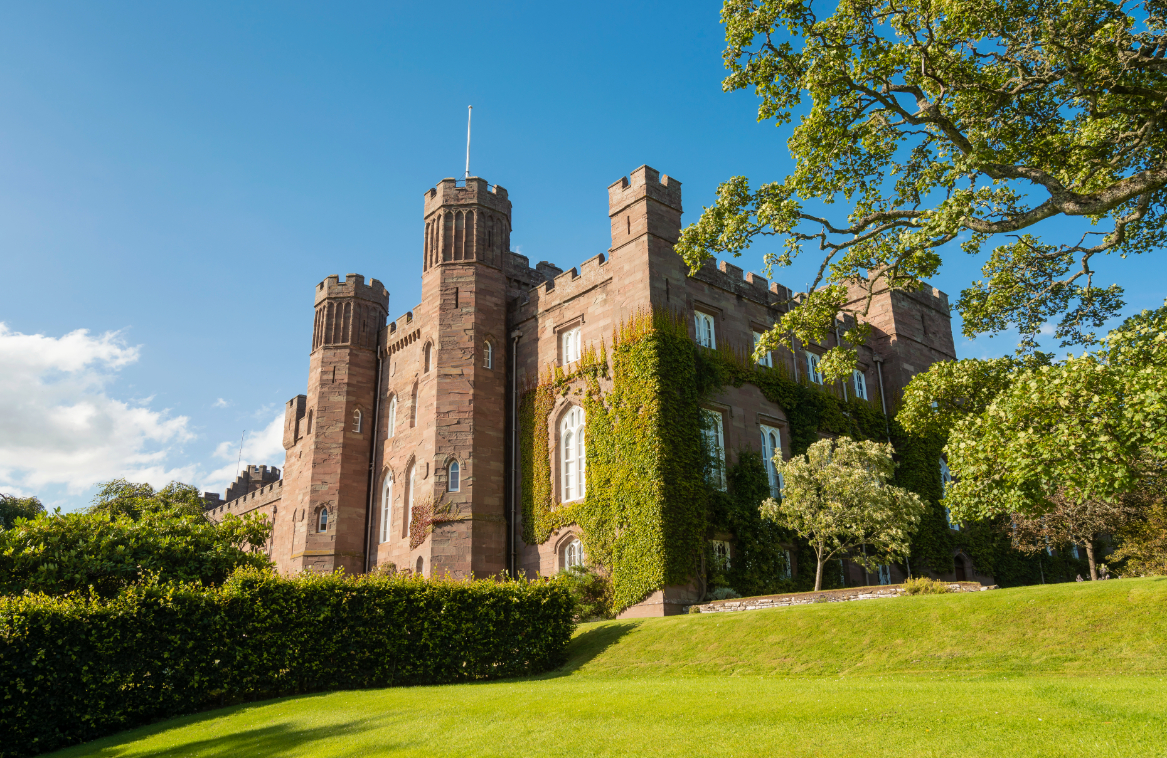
[371,177,510,579]
[280,273,389,575]
[607,165,686,313]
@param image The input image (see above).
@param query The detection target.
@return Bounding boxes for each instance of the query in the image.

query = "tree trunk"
[814,553,825,591]
[1085,537,1098,581]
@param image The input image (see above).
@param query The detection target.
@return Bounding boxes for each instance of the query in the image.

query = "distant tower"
[419,177,511,578]
[281,273,389,574]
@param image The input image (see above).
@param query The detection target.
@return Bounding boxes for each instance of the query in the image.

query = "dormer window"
[695,313,716,348]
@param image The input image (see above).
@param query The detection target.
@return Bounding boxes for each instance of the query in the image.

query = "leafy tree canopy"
[0,494,45,531]
[679,0,1167,376]
[899,301,1167,520]
[0,500,272,597]
[88,478,208,521]
[761,437,925,589]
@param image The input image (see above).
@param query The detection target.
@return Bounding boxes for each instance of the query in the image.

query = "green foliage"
[520,310,706,613]
[677,0,1167,371]
[0,509,272,597]
[902,576,951,595]
[763,438,926,590]
[0,494,44,531]
[556,565,613,621]
[0,569,575,758]
[88,479,208,521]
[711,451,792,597]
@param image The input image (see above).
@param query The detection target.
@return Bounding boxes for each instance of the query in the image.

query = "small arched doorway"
[954,554,968,581]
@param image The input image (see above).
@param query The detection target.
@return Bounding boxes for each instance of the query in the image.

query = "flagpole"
[465,105,472,179]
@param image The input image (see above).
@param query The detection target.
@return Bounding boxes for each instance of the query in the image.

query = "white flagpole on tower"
[465,105,472,179]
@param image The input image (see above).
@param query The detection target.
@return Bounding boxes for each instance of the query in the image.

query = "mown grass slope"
[51,577,1167,758]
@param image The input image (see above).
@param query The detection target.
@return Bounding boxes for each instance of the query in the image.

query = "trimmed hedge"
[0,569,575,757]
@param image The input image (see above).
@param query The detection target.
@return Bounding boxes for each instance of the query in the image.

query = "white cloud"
[0,324,195,495]
[213,398,230,408]
[200,412,285,496]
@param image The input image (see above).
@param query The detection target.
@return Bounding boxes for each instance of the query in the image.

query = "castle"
[203,165,963,616]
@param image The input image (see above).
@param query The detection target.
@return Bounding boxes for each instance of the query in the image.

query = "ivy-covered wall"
[518,309,1078,614]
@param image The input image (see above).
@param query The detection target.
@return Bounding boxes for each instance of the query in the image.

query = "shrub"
[902,576,952,595]
[0,569,575,757]
[707,587,742,601]
[556,565,613,621]
[0,510,271,597]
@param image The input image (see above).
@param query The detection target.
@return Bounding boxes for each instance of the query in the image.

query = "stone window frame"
[316,505,331,533]
[556,316,585,366]
[852,367,870,400]
[404,457,417,539]
[352,408,363,434]
[483,339,494,370]
[379,470,395,544]
[693,303,720,349]
[805,351,824,385]
[385,394,398,438]
[752,328,773,368]
[759,421,784,499]
[446,457,461,493]
[701,407,727,491]
[710,539,731,572]
[558,404,587,503]
[423,341,433,373]
[557,532,585,572]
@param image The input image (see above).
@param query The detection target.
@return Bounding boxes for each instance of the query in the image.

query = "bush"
[0,495,44,531]
[902,576,952,595]
[556,565,613,621]
[0,510,271,597]
[0,569,575,757]
[707,587,742,601]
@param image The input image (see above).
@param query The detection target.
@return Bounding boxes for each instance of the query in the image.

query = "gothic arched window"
[406,462,416,537]
[562,538,584,571]
[352,409,362,433]
[760,424,782,499]
[484,340,493,369]
[380,473,394,543]
[560,406,586,502]
[317,508,329,533]
[424,342,432,373]
[386,395,397,438]
[448,460,460,492]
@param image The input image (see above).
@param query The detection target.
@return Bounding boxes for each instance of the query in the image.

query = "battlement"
[424,176,511,218]
[205,479,284,521]
[222,464,282,503]
[691,257,795,309]
[314,273,390,309]
[844,273,951,315]
[608,165,682,216]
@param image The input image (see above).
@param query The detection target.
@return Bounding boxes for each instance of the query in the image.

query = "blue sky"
[1,1,1163,511]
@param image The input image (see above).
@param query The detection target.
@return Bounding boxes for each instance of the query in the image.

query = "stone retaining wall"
[690,582,994,614]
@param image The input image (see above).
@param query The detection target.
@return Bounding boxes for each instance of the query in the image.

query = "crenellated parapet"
[312,274,389,351]
[422,177,512,270]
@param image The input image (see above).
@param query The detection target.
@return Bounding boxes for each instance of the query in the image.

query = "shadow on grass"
[61,709,382,758]
[540,622,640,678]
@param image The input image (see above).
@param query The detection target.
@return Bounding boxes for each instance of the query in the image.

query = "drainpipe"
[509,329,522,578]
[363,329,385,574]
[873,355,891,444]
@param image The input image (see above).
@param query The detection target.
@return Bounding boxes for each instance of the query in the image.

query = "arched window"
[306,410,313,434]
[410,382,418,427]
[317,508,329,533]
[405,462,416,536]
[448,460,460,492]
[560,406,586,502]
[484,341,493,369]
[424,343,432,373]
[760,425,782,499]
[852,369,868,400]
[352,409,362,433]
[702,409,726,490]
[386,395,397,438]
[562,538,584,571]
[380,474,393,543]
[416,556,424,576]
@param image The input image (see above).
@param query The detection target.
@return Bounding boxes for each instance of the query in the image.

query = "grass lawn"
[52,578,1167,758]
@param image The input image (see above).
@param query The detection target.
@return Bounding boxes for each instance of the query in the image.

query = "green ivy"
[519,310,1065,613]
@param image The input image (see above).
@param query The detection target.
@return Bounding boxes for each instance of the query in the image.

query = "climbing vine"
[519,309,1074,614]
